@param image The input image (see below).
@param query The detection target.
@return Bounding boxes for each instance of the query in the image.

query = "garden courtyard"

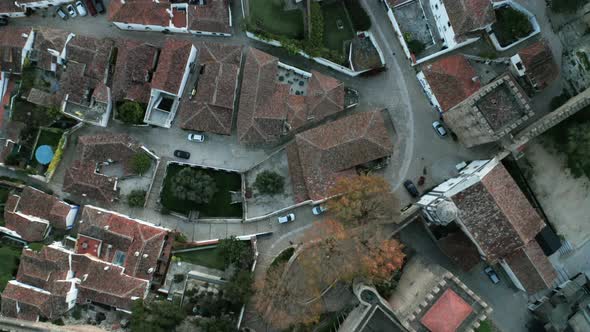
[160,163,243,218]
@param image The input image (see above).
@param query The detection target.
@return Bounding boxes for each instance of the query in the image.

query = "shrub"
[45,136,66,179]
[344,0,371,31]
[253,170,285,195]
[407,40,426,55]
[131,152,152,175]
[118,101,145,124]
[218,236,254,269]
[28,242,44,251]
[493,7,533,45]
[170,168,218,204]
[128,190,147,207]
[308,2,324,50]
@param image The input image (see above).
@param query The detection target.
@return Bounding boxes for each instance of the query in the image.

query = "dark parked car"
[403,180,419,198]
[93,0,105,14]
[484,266,500,284]
[0,17,8,26]
[173,150,190,159]
[84,0,97,16]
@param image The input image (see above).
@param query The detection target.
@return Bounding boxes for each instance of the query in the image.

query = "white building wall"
[416,71,442,113]
[178,45,197,97]
[430,0,458,48]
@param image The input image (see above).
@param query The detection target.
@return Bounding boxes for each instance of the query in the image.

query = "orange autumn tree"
[327,174,400,225]
[362,238,405,282]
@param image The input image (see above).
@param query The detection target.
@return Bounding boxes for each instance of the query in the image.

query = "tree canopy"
[118,101,145,124]
[253,170,285,195]
[128,190,146,207]
[131,152,152,175]
[327,175,400,226]
[170,168,218,204]
[565,122,590,178]
[130,300,186,332]
[217,236,253,270]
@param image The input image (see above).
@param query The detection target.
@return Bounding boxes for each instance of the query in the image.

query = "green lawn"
[249,0,305,39]
[322,2,355,51]
[0,244,22,292]
[175,247,225,270]
[161,164,243,218]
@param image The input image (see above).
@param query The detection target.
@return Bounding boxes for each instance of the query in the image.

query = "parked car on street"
[173,150,190,159]
[56,7,68,20]
[94,0,105,14]
[66,4,77,17]
[484,266,500,284]
[312,205,327,215]
[278,213,295,224]
[75,1,87,16]
[432,121,448,138]
[0,17,8,26]
[403,180,419,198]
[188,133,205,142]
[83,0,97,16]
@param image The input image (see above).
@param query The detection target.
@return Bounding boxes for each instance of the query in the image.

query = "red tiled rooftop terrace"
[76,235,102,257]
[420,289,473,332]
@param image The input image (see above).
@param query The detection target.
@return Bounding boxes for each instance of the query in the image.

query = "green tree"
[217,236,253,269]
[496,7,533,40]
[170,168,218,204]
[222,270,254,306]
[118,101,145,124]
[128,190,147,207]
[565,122,590,178]
[195,317,236,332]
[131,300,186,332]
[551,0,589,13]
[253,170,285,195]
[4,153,20,166]
[131,152,152,175]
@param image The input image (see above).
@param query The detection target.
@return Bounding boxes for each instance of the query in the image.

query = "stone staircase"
[558,240,575,258]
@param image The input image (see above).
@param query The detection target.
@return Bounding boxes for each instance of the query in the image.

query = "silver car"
[312,205,327,215]
[187,133,205,142]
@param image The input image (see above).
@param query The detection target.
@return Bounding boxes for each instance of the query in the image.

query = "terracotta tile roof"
[33,28,70,72]
[63,160,118,204]
[0,27,30,73]
[77,134,142,175]
[3,187,75,241]
[178,43,242,135]
[72,254,149,310]
[66,35,114,81]
[420,289,473,332]
[437,232,481,271]
[16,246,70,290]
[443,0,495,38]
[76,206,169,280]
[451,162,545,262]
[518,40,559,90]
[108,0,169,26]
[112,39,159,104]
[237,48,285,144]
[287,110,393,201]
[238,48,345,144]
[188,0,231,34]
[480,164,546,243]
[4,196,49,242]
[287,70,345,130]
[421,55,481,112]
[1,282,55,321]
[504,241,557,293]
[151,39,193,95]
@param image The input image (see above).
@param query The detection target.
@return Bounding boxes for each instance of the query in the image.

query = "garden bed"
[491,6,533,47]
[161,163,243,218]
[248,0,305,39]
[0,244,22,292]
[174,247,225,271]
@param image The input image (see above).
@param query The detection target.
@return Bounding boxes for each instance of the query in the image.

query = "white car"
[66,4,77,17]
[432,121,448,138]
[278,213,295,224]
[312,205,327,215]
[75,1,87,16]
[188,133,205,142]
